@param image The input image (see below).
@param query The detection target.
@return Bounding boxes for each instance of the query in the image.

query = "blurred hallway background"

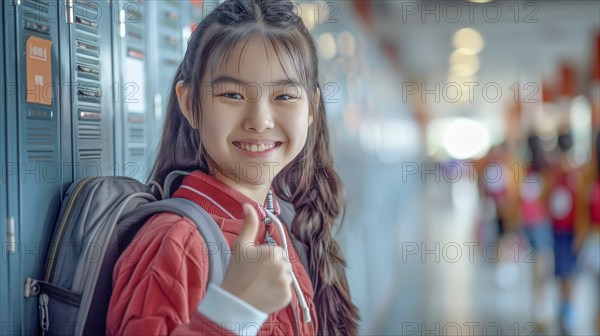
[312,1,600,335]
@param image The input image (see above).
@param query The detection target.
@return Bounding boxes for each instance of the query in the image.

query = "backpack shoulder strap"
[276,197,310,274]
[119,198,230,286]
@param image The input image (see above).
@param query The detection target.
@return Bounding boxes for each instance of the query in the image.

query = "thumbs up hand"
[220,204,293,314]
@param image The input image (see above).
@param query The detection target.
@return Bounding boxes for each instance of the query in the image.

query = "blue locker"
[113,0,150,181]
[1,2,9,332]
[7,0,63,333]
[146,1,187,169]
[68,0,115,180]
[144,0,207,173]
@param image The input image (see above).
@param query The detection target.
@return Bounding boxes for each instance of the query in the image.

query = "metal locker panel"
[146,0,186,170]
[145,0,205,174]
[1,2,11,332]
[9,0,64,333]
[69,0,114,179]
[113,0,150,181]
[2,3,20,333]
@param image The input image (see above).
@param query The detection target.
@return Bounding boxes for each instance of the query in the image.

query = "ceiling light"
[452,28,485,55]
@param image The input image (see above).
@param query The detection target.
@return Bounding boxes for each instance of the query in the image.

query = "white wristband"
[197,283,269,336]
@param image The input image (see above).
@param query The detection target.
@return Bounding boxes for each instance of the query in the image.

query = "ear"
[176,81,198,129]
[309,87,320,126]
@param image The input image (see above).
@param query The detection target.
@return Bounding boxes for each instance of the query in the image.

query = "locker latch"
[66,0,74,24]
[6,217,15,254]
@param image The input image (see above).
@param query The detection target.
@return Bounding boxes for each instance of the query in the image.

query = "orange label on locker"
[26,36,53,106]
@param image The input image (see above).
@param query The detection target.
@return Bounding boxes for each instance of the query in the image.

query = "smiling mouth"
[233,141,281,153]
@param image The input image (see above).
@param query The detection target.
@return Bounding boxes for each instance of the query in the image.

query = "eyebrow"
[211,75,303,88]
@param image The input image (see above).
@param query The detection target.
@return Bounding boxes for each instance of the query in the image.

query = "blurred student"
[579,131,600,333]
[546,132,585,335]
[478,143,520,243]
[519,134,554,328]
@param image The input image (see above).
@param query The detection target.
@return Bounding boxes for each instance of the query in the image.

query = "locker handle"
[154,94,163,120]
[66,0,74,24]
[6,217,16,254]
[119,9,126,38]
[25,20,51,35]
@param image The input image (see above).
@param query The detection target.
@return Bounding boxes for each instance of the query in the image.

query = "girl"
[107,0,359,335]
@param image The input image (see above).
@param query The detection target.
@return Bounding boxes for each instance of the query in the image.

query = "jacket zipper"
[290,301,300,336]
[44,177,92,281]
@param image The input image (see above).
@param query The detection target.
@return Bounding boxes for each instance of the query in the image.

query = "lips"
[233,141,281,153]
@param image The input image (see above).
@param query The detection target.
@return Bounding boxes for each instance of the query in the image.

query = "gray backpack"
[22,170,304,335]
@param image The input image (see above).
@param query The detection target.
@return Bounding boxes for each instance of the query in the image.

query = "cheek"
[283,115,310,147]
[199,114,227,152]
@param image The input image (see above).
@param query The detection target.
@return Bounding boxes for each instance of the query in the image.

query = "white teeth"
[236,142,276,152]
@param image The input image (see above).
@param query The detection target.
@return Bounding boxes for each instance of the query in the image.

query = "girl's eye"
[223,92,243,100]
[275,94,298,101]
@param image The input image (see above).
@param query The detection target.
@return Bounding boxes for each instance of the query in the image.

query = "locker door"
[1,2,10,332]
[145,1,210,173]
[9,0,63,333]
[113,0,150,181]
[146,1,186,166]
[69,0,114,179]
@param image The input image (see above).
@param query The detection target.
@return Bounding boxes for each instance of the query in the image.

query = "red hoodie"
[107,170,318,335]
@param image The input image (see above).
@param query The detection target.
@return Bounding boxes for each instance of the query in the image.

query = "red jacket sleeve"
[107,213,233,335]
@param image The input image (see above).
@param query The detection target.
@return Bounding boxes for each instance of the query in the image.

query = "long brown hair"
[149,0,359,334]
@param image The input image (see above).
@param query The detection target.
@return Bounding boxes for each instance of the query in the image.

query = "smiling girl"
[107,0,359,335]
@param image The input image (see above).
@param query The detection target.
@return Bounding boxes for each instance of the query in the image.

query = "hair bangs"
[193,23,313,96]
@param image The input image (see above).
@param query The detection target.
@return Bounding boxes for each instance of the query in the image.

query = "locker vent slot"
[125,7,142,22]
[162,10,180,28]
[164,0,180,8]
[27,153,53,161]
[126,29,143,42]
[125,4,144,53]
[75,16,98,31]
[75,38,99,55]
[127,48,144,60]
[162,58,179,67]
[128,127,144,143]
[164,36,179,47]
[78,149,102,161]
[74,0,101,22]
[24,0,51,35]
[78,121,101,139]
[127,115,145,124]
[74,0,103,141]
[76,63,100,78]
[26,123,54,154]
[128,147,145,159]
[77,82,102,104]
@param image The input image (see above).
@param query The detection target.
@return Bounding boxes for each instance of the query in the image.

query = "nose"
[242,99,274,133]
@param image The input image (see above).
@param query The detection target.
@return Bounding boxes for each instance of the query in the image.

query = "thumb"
[236,203,260,246]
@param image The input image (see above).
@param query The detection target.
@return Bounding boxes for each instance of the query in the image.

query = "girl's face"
[194,38,313,189]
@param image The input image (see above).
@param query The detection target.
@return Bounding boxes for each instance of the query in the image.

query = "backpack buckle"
[24,278,40,298]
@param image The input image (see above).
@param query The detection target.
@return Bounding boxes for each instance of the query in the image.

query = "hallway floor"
[370,174,599,335]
